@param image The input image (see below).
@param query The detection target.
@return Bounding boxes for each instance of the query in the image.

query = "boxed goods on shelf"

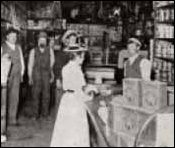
[155,24,174,38]
[155,8,174,22]
[155,40,174,58]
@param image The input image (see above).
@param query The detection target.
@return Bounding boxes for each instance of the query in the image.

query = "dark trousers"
[7,74,21,124]
[32,72,50,118]
[50,81,63,118]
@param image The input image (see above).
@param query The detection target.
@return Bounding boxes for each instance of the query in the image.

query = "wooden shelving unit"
[153,1,174,86]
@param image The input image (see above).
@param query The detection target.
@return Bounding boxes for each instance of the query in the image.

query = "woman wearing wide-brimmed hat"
[50,43,98,147]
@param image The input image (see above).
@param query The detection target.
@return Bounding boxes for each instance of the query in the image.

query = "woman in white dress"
[50,44,96,147]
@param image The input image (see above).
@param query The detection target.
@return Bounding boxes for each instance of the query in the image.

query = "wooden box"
[123,78,142,107]
[111,105,151,136]
[117,132,155,147]
[167,86,174,106]
[118,133,135,147]
[142,81,168,111]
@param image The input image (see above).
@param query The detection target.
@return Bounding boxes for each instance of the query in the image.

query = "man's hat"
[64,44,87,52]
[6,28,19,36]
[127,38,142,47]
[38,31,47,39]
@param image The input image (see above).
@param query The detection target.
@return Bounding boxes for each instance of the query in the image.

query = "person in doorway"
[51,44,97,147]
[28,32,55,120]
[124,38,151,80]
[1,28,25,126]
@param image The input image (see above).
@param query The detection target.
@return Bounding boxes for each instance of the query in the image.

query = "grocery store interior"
[1,1,174,147]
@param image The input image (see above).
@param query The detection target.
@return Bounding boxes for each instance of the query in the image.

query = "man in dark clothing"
[124,38,151,80]
[28,32,55,119]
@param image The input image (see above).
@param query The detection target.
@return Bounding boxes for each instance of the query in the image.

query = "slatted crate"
[142,81,168,111]
[123,78,142,107]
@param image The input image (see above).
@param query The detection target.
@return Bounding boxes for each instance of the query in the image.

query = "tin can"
[171,9,174,21]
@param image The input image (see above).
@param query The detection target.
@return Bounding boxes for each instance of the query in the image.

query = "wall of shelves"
[1,2,27,45]
[153,1,174,86]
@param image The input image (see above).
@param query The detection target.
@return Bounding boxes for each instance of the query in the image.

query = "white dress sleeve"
[62,64,86,91]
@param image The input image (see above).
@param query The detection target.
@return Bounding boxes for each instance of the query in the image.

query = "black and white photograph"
[1,1,174,147]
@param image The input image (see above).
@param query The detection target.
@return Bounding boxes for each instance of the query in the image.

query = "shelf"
[27,28,55,32]
[1,18,11,23]
[27,17,54,20]
[155,38,174,42]
[155,21,174,25]
[155,3,174,9]
[26,28,65,33]
[154,56,174,62]
[86,64,117,68]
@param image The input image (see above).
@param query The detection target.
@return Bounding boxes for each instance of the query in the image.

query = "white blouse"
[62,61,86,92]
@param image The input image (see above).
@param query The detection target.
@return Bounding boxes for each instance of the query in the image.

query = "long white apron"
[51,92,90,147]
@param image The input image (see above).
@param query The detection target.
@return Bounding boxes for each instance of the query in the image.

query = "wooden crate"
[142,81,168,111]
[118,132,135,147]
[123,78,142,107]
[110,105,151,136]
[117,132,155,147]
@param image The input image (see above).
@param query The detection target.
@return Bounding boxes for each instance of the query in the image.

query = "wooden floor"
[2,116,54,147]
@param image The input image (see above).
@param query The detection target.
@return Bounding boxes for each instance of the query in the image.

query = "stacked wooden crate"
[109,78,168,147]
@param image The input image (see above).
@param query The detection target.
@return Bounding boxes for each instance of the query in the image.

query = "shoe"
[1,135,7,143]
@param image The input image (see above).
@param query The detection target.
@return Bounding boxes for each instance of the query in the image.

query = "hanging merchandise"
[51,1,62,18]
[98,1,104,19]
[10,4,20,30]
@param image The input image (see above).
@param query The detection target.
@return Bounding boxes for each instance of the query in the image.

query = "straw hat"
[64,43,88,52]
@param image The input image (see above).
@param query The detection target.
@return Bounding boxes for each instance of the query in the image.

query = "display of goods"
[156,8,174,22]
[67,24,89,36]
[155,41,174,58]
[155,24,174,38]
[89,25,106,36]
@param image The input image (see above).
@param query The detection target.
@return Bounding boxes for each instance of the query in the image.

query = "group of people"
[1,26,151,146]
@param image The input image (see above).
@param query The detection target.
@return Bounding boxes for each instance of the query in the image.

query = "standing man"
[1,53,12,143]
[1,28,25,126]
[28,32,55,120]
[124,38,151,80]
